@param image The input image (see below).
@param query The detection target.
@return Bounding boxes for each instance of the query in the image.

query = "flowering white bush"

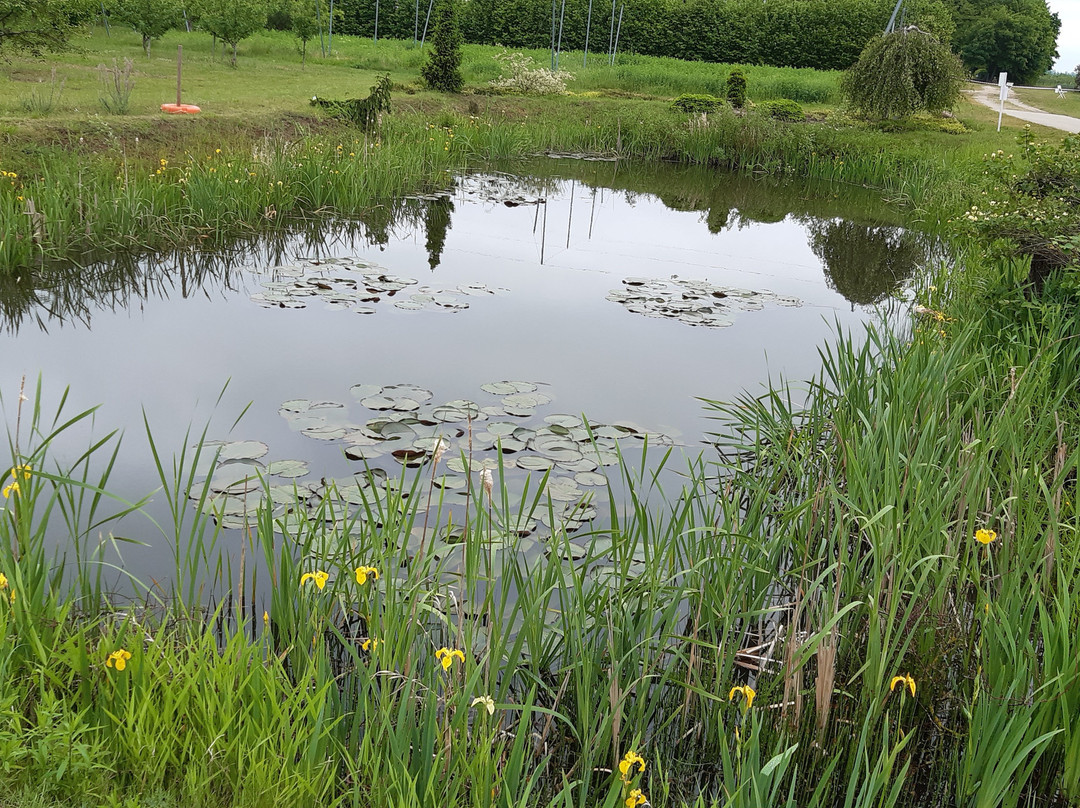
[489,51,572,95]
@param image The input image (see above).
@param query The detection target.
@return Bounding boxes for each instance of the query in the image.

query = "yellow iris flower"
[975,528,997,545]
[728,684,756,710]
[471,695,495,715]
[300,570,329,590]
[889,674,916,697]
[625,788,647,808]
[618,750,646,782]
[354,566,379,586]
[106,649,132,671]
[435,647,465,671]
[362,637,379,651]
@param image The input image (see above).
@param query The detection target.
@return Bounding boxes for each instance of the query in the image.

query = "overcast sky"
[1049,0,1079,73]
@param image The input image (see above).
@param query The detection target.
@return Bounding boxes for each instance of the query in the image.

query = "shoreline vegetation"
[3,25,1080,808]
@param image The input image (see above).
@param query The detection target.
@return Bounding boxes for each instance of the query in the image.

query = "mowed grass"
[1012,86,1080,118]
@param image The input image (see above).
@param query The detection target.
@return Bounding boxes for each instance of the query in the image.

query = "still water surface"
[1,160,929,583]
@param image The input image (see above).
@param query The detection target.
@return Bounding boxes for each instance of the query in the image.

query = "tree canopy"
[110,0,185,56]
[945,0,1060,84]
[0,0,89,54]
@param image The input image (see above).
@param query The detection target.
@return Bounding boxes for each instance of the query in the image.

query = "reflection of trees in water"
[0,197,429,335]
[808,220,928,307]
[424,196,455,270]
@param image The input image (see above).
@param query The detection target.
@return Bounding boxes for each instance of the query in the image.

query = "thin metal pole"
[608,0,616,61]
[566,179,575,248]
[583,0,593,67]
[176,44,182,105]
[328,0,334,51]
[101,1,110,35]
[414,0,419,42]
[420,0,434,46]
[610,4,623,66]
[551,0,557,71]
[555,0,566,71]
[373,0,379,43]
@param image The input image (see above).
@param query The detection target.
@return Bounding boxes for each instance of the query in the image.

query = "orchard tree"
[196,0,267,66]
[841,26,964,119]
[291,0,321,64]
[111,0,184,56]
[945,0,1060,84]
[0,0,88,54]
[420,0,463,92]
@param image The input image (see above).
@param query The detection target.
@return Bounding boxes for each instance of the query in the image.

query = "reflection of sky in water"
[0,165,923,582]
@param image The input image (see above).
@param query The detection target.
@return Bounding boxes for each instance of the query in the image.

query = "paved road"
[967,84,1080,134]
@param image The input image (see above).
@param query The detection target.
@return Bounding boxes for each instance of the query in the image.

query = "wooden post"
[177,44,183,106]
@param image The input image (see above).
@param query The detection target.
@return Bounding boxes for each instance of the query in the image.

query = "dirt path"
[966,83,1080,134]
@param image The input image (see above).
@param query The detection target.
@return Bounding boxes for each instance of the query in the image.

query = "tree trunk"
[231,42,238,67]
[143,34,151,57]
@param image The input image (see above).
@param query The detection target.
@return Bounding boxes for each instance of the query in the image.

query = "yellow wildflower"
[975,528,997,545]
[2,481,19,499]
[354,565,379,586]
[300,570,329,590]
[435,647,465,671]
[625,789,647,808]
[728,684,756,710]
[618,750,646,783]
[889,674,916,697]
[263,610,269,625]
[362,637,379,651]
[0,573,6,589]
[106,649,132,671]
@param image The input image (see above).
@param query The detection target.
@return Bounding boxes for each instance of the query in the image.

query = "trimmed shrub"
[725,69,747,108]
[670,93,723,113]
[758,98,804,121]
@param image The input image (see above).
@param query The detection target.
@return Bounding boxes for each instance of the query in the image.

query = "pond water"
[0,159,932,586]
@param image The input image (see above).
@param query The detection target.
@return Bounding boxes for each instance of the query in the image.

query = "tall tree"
[420,0,463,92]
[290,0,321,63]
[946,0,1060,84]
[110,0,185,56]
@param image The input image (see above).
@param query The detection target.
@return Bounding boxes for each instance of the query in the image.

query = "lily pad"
[218,441,269,462]
[481,381,538,395]
[267,460,310,479]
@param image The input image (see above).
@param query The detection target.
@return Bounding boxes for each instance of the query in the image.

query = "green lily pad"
[267,460,310,479]
[574,471,607,487]
[218,440,269,462]
[481,381,538,395]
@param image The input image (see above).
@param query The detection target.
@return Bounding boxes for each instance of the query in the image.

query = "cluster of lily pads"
[197,381,680,561]
[607,277,801,328]
[250,256,501,313]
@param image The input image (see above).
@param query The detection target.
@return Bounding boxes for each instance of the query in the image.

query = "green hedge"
[340,0,905,71]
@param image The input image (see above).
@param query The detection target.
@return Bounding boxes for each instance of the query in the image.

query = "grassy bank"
[0,27,1069,273]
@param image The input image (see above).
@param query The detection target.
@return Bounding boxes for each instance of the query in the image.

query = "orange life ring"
[160,103,201,114]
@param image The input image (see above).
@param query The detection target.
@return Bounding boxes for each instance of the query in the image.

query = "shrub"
[841,26,963,120]
[757,98,804,121]
[957,127,1080,284]
[725,68,747,108]
[420,0,463,93]
[1075,63,1079,90]
[311,74,392,131]
[670,93,723,113]
[489,51,571,95]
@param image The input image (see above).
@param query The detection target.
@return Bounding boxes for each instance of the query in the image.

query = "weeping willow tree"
[840,25,964,120]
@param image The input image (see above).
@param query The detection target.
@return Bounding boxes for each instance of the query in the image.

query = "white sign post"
[997,72,1008,132]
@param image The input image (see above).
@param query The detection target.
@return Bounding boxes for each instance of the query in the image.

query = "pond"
[0,158,932,588]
